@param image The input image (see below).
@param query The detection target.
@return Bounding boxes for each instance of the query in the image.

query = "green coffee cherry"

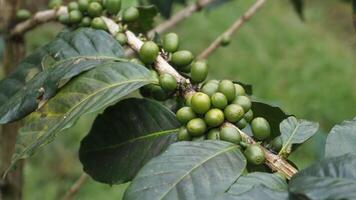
[218,80,236,102]
[139,41,159,64]
[91,17,107,30]
[149,69,159,81]
[244,144,265,165]
[201,82,219,97]
[48,0,63,9]
[69,10,83,23]
[251,117,271,141]
[187,118,207,137]
[220,126,241,144]
[204,109,224,127]
[234,83,246,96]
[224,104,245,123]
[115,32,127,45]
[16,9,31,21]
[130,58,145,66]
[211,92,228,109]
[139,84,153,97]
[159,74,177,92]
[192,135,206,141]
[68,2,79,11]
[105,0,122,15]
[178,127,191,141]
[236,118,248,129]
[270,136,283,152]
[151,85,168,101]
[171,50,194,68]
[207,129,220,140]
[123,7,140,22]
[176,107,197,124]
[78,0,89,12]
[180,64,192,73]
[220,34,231,46]
[191,61,208,84]
[162,33,179,53]
[79,16,91,27]
[244,109,254,122]
[185,94,193,106]
[88,2,103,17]
[233,95,251,112]
[191,92,211,114]
[58,14,70,24]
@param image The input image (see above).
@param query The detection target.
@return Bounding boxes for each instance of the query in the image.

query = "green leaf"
[9,61,154,171]
[145,0,186,18]
[223,172,287,195]
[251,101,291,138]
[0,28,124,124]
[290,0,304,21]
[128,6,158,34]
[217,185,288,200]
[289,153,356,200]
[124,141,246,200]
[325,118,356,158]
[353,0,356,32]
[279,116,319,155]
[79,98,180,185]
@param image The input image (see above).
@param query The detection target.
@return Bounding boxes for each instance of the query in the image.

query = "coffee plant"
[2,0,356,199]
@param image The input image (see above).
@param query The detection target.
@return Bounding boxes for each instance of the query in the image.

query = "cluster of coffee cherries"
[175,80,273,165]
[138,33,208,101]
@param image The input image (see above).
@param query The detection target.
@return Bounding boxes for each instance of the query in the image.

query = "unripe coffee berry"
[178,127,191,141]
[91,17,107,30]
[204,109,224,127]
[16,9,31,21]
[270,136,283,152]
[191,92,211,114]
[176,107,196,124]
[236,118,248,129]
[80,17,92,27]
[191,61,208,84]
[78,0,89,12]
[218,80,236,102]
[115,32,128,45]
[244,144,265,165]
[244,109,254,122]
[251,117,271,141]
[233,95,251,112]
[105,0,122,15]
[187,118,207,137]
[88,2,103,17]
[171,50,194,68]
[69,10,83,23]
[159,73,177,92]
[48,0,63,9]
[150,85,168,101]
[123,7,140,22]
[220,126,241,144]
[207,128,220,140]
[68,2,79,11]
[224,104,245,123]
[139,41,159,64]
[201,82,219,97]
[163,33,179,53]
[211,92,228,109]
[234,83,246,96]
[220,34,231,46]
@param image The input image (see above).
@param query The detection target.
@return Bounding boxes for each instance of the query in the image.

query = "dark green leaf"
[289,153,356,200]
[128,6,158,34]
[251,101,291,138]
[218,185,288,200]
[145,0,186,18]
[290,0,304,21]
[124,141,246,200]
[79,98,180,185]
[8,61,154,171]
[0,28,124,124]
[353,0,356,30]
[279,116,319,155]
[325,118,356,158]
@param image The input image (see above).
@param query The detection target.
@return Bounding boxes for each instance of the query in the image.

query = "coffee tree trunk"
[0,0,26,199]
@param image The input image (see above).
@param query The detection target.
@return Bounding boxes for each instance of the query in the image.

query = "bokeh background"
[1,0,356,199]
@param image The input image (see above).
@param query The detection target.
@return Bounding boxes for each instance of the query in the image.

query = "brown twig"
[61,173,89,200]
[197,0,267,60]
[10,6,67,36]
[104,17,298,179]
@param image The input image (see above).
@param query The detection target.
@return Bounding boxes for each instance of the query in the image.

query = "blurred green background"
[1,0,356,199]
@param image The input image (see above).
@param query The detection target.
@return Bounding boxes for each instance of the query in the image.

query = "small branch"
[197,0,266,60]
[61,173,89,200]
[10,6,67,36]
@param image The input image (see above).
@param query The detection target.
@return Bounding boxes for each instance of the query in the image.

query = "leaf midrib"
[158,145,239,200]
[83,128,179,154]
[279,122,301,155]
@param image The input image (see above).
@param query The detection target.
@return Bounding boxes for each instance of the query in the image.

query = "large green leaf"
[279,116,319,155]
[289,153,356,200]
[325,118,356,158]
[0,28,124,124]
[124,141,246,200]
[223,172,287,195]
[79,98,180,185]
[218,185,288,200]
[128,6,158,34]
[9,61,154,171]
